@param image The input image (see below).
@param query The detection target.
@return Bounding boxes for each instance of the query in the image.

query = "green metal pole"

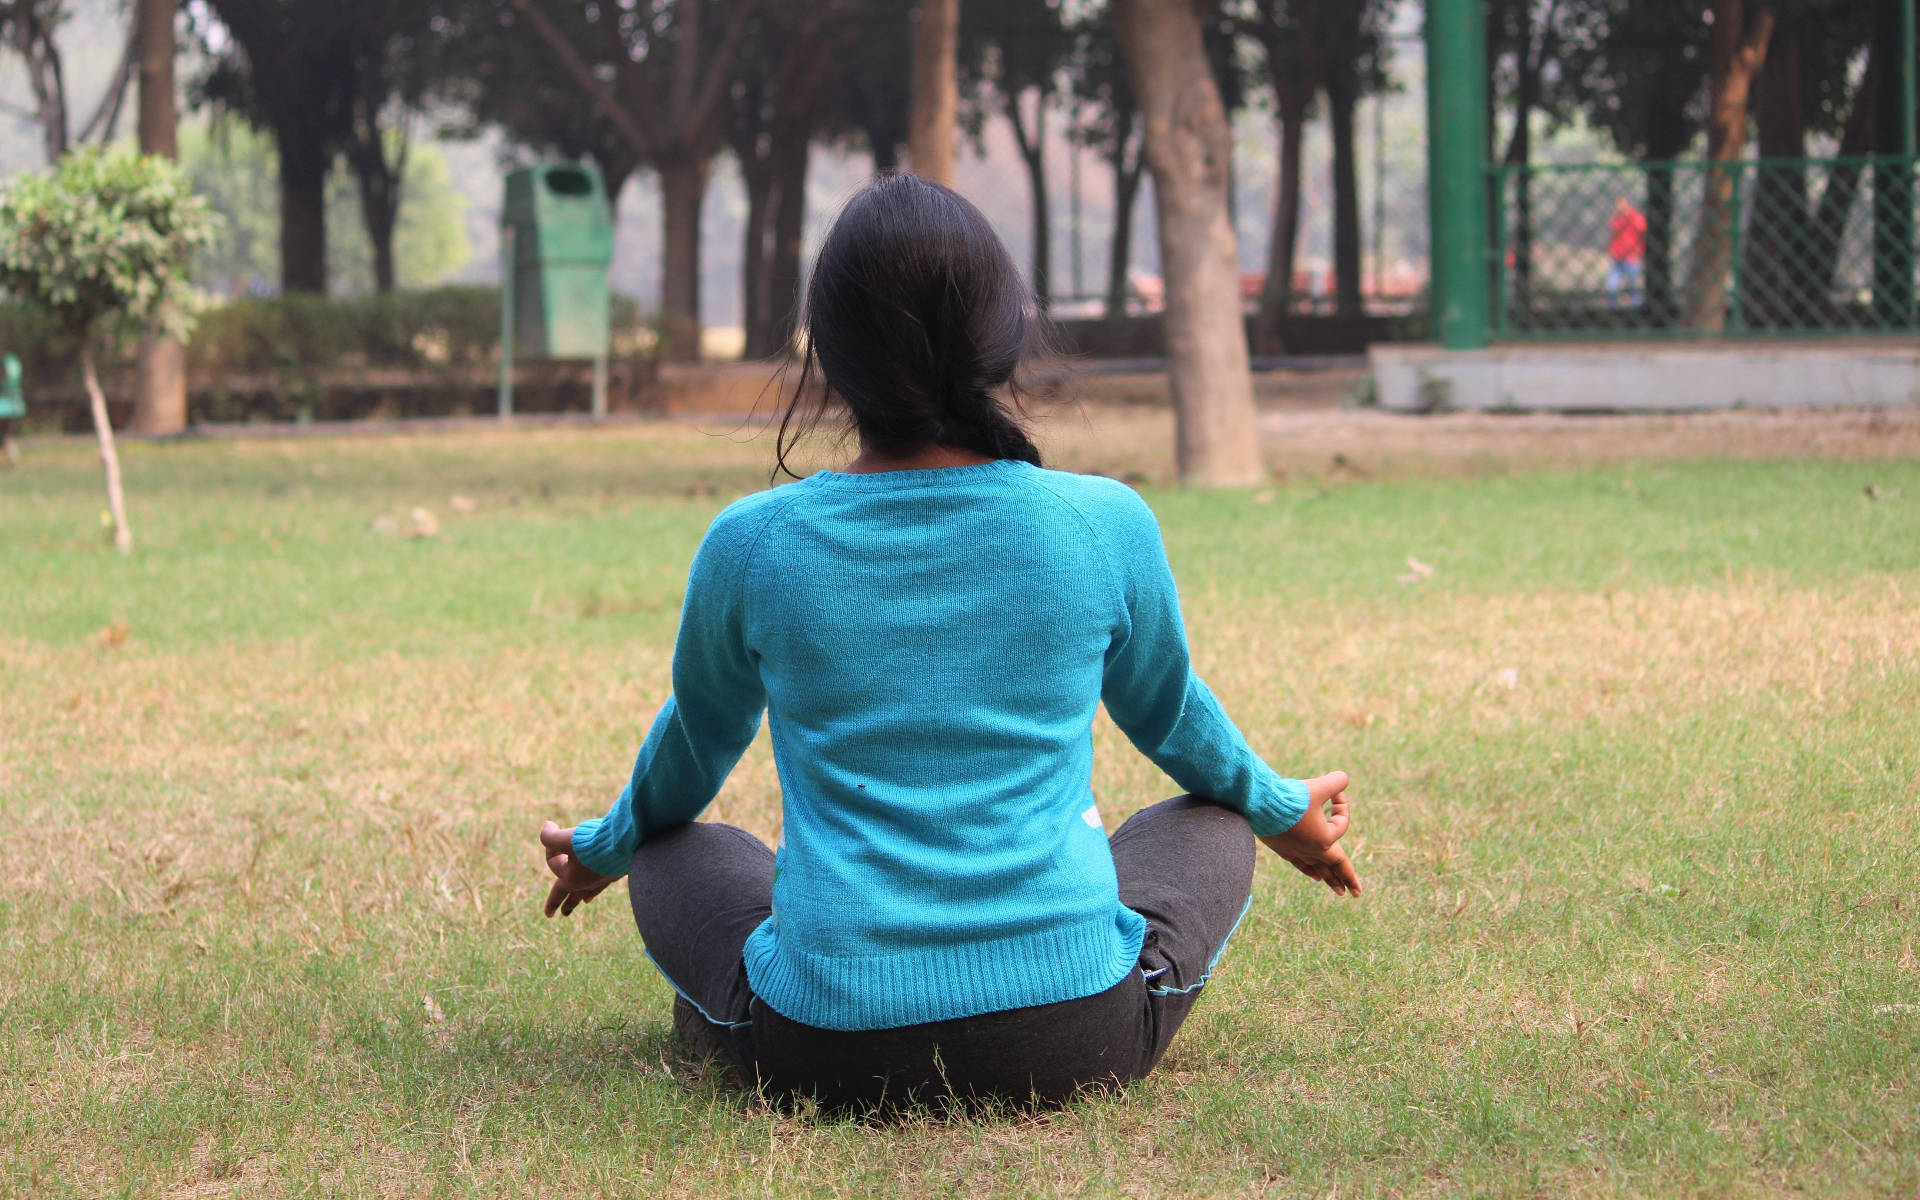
[497,226,515,421]
[1426,0,1491,350]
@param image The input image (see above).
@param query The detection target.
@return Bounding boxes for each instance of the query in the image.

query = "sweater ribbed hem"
[741,906,1148,1032]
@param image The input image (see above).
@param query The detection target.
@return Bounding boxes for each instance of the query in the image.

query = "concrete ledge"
[1369,341,1920,412]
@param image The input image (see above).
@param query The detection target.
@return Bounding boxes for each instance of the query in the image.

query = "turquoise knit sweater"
[572,460,1309,1031]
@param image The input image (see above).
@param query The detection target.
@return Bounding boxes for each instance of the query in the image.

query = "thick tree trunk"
[658,155,708,363]
[1255,81,1307,351]
[1685,0,1772,332]
[1105,120,1145,324]
[1743,40,1807,327]
[907,0,960,184]
[1643,120,1690,327]
[1328,75,1363,319]
[1112,0,1264,487]
[132,0,186,435]
[739,160,775,358]
[278,129,329,294]
[1644,169,1675,326]
[135,0,175,156]
[83,348,133,553]
[766,134,808,355]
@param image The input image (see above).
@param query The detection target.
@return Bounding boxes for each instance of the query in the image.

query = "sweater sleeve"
[1094,489,1309,837]
[569,503,771,878]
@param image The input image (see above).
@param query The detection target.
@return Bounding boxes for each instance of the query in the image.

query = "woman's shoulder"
[1017,466,1161,533]
[694,481,815,567]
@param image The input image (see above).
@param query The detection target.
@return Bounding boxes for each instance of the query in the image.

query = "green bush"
[191,287,506,377]
[2,287,643,391]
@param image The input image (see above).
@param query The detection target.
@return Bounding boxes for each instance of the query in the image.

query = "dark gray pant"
[629,795,1256,1109]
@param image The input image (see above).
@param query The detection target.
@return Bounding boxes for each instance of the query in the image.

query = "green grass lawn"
[3,418,1917,1198]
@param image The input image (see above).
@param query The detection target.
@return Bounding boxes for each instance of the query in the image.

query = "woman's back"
[735,461,1152,1030]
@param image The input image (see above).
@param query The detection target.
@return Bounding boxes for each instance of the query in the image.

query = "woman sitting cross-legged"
[539,174,1361,1111]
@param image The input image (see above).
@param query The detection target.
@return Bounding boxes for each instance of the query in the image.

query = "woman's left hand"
[540,821,614,917]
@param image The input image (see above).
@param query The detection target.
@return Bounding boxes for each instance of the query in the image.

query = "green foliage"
[0,146,218,340]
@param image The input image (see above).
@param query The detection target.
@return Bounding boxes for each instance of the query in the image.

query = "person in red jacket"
[1606,196,1647,309]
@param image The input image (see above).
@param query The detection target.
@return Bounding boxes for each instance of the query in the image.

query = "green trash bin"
[498,162,615,417]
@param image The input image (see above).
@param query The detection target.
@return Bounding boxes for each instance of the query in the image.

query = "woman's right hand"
[540,821,615,917]
[1259,771,1362,897]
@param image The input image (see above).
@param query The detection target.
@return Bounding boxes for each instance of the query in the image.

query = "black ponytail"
[774,174,1053,479]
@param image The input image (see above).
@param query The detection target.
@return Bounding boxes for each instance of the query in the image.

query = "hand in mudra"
[540,820,614,917]
[1259,771,1362,896]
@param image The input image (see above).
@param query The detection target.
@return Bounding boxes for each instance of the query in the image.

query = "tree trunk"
[870,132,901,175]
[135,0,175,157]
[658,155,708,363]
[739,158,775,358]
[83,347,133,554]
[1112,0,1264,487]
[1255,80,1307,351]
[767,133,808,355]
[1643,119,1690,327]
[132,0,186,435]
[1327,74,1363,320]
[1105,119,1145,324]
[278,128,329,294]
[357,167,401,293]
[1684,0,1772,332]
[1008,88,1052,312]
[907,0,960,184]
[1743,39,1807,327]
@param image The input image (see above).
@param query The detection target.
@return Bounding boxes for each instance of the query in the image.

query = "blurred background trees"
[0,0,1909,453]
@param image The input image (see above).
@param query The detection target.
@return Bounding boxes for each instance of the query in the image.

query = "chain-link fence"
[1490,158,1920,338]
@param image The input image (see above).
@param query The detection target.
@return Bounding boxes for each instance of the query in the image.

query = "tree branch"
[686,0,762,155]
[506,0,658,161]
[74,16,137,144]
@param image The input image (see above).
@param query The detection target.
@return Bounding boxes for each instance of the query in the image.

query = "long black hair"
[774,174,1050,479]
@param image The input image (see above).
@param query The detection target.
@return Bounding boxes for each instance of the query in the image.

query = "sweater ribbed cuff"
[569,816,632,880]
[1242,776,1311,837]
